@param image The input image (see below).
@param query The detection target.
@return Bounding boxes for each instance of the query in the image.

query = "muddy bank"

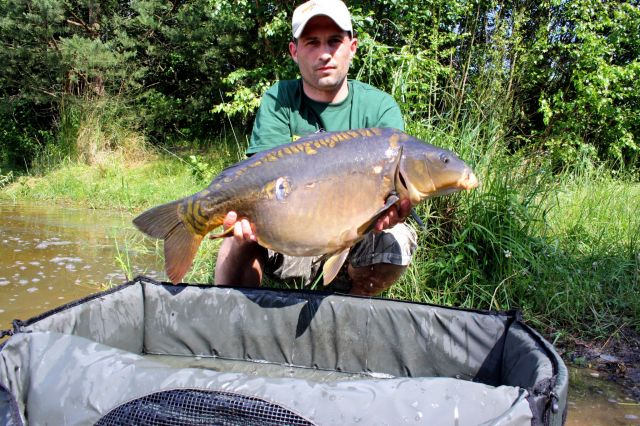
[559,327,640,401]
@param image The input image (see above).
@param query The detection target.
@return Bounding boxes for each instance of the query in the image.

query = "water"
[566,367,640,425]
[0,201,164,331]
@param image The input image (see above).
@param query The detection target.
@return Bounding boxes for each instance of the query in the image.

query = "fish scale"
[134,128,479,285]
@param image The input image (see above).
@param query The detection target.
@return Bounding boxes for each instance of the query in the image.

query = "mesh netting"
[95,388,314,426]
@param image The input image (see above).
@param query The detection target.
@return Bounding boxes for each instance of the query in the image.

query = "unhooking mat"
[0,276,568,425]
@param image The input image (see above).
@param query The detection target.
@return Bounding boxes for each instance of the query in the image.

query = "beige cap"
[292,0,353,39]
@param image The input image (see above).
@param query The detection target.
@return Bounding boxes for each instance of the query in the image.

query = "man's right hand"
[221,211,257,242]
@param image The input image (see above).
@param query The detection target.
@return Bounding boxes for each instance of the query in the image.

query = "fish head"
[397,144,479,204]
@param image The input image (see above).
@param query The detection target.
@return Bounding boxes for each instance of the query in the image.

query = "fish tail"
[133,200,183,239]
[133,200,205,284]
[164,222,203,284]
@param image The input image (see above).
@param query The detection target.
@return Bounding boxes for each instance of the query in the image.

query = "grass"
[1,104,638,342]
[536,174,640,336]
[1,159,199,210]
[383,117,640,340]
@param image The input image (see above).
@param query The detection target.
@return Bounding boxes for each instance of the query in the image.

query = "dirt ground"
[557,327,640,401]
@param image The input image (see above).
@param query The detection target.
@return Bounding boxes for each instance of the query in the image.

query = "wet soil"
[557,327,640,425]
[559,327,640,401]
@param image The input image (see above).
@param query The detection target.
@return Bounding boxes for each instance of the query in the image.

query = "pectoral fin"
[322,248,350,286]
[209,226,234,239]
[356,193,400,235]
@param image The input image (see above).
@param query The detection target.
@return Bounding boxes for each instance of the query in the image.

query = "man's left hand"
[374,198,411,232]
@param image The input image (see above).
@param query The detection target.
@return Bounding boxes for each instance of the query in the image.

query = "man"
[214,0,416,296]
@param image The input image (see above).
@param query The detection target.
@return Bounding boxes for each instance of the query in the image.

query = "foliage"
[1,0,638,169]
[0,0,277,168]
[515,0,640,169]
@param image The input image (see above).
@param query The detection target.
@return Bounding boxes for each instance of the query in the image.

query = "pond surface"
[0,201,164,331]
[566,367,640,425]
[1,201,638,424]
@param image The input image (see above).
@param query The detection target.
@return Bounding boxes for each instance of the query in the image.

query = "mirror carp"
[134,128,479,285]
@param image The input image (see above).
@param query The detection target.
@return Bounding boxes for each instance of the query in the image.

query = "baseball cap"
[291,0,353,39]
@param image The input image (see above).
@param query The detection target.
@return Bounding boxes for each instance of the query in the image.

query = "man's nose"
[318,50,332,61]
[319,43,335,60]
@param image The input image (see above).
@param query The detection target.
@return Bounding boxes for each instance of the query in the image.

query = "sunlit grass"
[0,159,200,211]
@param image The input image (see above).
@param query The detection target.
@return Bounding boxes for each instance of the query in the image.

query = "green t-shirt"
[247,79,404,154]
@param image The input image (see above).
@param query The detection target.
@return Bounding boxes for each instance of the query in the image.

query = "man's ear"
[349,37,358,59]
[289,41,298,64]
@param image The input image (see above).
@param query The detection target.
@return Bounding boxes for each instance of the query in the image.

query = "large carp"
[134,128,478,285]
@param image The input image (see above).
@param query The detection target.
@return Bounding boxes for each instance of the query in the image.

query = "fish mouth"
[458,171,479,190]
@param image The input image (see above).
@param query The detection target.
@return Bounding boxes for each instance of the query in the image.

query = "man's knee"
[349,223,417,268]
[348,263,408,296]
[214,238,266,287]
[346,223,417,296]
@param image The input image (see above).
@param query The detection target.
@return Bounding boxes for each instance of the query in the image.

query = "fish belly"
[251,172,392,256]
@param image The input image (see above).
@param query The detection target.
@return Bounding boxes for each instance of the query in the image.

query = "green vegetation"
[1,0,638,342]
[1,0,638,171]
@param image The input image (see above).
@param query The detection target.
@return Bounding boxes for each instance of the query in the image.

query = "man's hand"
[374,199,411,233]
[218,211,257,242]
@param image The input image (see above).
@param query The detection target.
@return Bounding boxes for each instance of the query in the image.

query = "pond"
[0,201,164,331]
[566,367,640,425]
[1,201,638,424]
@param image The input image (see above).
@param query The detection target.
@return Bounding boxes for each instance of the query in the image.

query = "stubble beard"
[303,71,348,99]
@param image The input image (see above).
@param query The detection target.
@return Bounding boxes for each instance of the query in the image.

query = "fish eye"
[275,176,290,201]
[440,153,450,164]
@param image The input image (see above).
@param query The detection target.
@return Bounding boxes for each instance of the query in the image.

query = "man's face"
[289,15,357,99]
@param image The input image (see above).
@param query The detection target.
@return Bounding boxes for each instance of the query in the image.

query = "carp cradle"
[0,276,567,425]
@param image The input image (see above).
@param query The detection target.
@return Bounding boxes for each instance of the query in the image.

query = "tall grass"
[385,113,639,339]
[536,172,640,335]
[28,96,151,176]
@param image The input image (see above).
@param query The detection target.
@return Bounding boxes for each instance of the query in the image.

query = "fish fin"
[164,222,203,284]
[356,193,400,235]
[322,248,350,286]
[209,226,234,239]
[133,200,204,284]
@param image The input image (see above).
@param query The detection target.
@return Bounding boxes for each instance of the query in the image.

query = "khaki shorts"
[264,223,418,290]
